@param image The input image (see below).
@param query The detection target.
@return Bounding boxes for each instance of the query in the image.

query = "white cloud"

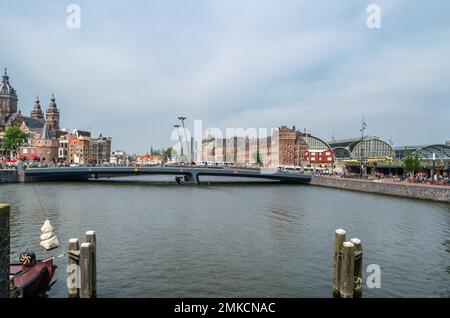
[1,0,449,151]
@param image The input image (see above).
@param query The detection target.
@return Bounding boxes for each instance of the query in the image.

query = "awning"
[16,154,40,160]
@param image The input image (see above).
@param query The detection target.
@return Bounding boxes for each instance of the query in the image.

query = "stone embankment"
[0,170,17,183]
[310,176,450,203]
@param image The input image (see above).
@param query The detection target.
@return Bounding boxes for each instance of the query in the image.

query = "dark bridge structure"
[23,166,312,184]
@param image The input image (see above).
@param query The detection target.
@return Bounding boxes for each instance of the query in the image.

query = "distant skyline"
[1,0,449,153]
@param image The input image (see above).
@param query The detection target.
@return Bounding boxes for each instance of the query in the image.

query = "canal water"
[1,176,449,298]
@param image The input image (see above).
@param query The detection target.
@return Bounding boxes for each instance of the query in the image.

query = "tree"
[163,147,174,162]
[151,149,162,156]
[4,125,28,157]
[403,153,421,177]
[251,150,262,166]
[256,150,262,165]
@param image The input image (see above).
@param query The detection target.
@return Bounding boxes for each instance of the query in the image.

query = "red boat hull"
[10,259,57,298]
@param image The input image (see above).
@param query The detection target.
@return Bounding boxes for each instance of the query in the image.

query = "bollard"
[68,238,80,298]
[332,228,346,297]
[351,238,363,298]
[340,241,355,298]
[0,204,10,298]
[79,242,95,298]
[85,231,97,298]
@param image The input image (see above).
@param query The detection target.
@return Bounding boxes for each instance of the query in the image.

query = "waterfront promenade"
[311,175,450,203]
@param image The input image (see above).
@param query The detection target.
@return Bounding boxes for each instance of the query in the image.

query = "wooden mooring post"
[0,204,10,299]
[351,238,363,298]
[332,229,346,297]
[332,229,364,298]
[68,230,97,298]
[340,241,355,298]
[85,231,97,298]
[80,242,95,298]
[68,238,80,298]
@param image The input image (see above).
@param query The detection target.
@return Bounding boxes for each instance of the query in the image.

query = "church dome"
[0,68,18,98]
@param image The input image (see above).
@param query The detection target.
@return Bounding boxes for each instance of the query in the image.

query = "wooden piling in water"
[0,204,10,299]
[339,241,355,298]
[332,228,346,297]
[79,242,95,298]
[351,238,363,298]
[85,231,97,298]
[68,238,80,298]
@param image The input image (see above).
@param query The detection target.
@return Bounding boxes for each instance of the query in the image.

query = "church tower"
[45,94,60,133]
[0,68,18,125]
[31,96,44,120]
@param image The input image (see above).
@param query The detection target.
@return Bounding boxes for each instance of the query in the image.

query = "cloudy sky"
[1,0,449,152]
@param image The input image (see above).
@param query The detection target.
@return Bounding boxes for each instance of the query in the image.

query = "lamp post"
[305,129,316,174]
[432,152,436,180]
[360,116,367,178]
[177,116,190,164]
[173,124,183,158]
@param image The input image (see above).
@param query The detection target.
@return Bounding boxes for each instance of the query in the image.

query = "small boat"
[10,255,57,298]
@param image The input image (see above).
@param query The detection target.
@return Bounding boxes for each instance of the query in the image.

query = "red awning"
[15,154,40,160]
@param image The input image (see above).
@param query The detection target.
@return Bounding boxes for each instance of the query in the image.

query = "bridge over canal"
[22,166,312,184]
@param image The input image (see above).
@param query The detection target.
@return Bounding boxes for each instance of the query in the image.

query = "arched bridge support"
[183,172,200,185]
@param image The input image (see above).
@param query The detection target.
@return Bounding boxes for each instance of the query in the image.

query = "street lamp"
[173,124,183,157]
[177,116,190,163]
[360,116,367,178]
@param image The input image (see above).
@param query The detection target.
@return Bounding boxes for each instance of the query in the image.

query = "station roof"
[329,136,380,151]
[396,144,450,160]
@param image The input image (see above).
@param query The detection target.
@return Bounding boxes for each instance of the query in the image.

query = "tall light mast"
[360,116,367,177]
[173,124,183,158]
[177,116,190,163]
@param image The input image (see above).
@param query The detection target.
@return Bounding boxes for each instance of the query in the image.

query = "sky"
[1,0,449,153]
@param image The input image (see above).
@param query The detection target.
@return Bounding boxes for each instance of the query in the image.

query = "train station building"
[329,136,395,162]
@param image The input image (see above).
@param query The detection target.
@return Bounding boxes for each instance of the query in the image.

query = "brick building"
[19,122,59,164]
[200,126,334,168]
[88,134,112,164]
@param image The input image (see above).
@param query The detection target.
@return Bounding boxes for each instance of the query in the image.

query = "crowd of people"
[336,170,449,186]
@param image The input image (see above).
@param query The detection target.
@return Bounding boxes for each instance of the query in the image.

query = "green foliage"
[250,150,262,165]
[4,125,28,153]
[256,150,262,165]
[402,153,421,175]
[151,149,162,156]
[163,147,173,161]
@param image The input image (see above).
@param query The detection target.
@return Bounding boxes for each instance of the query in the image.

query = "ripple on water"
[1,180,449,298]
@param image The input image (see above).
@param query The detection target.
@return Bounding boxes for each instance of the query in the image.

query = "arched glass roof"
[413,144,450,160]
[352,137,395,159]
[331,136,395,160]
[299,133,332,151]
[333,146,352,159]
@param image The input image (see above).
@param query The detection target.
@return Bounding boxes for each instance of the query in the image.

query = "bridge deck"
[24,167,311,184]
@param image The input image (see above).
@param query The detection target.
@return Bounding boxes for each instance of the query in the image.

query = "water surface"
[1,176,449,297]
